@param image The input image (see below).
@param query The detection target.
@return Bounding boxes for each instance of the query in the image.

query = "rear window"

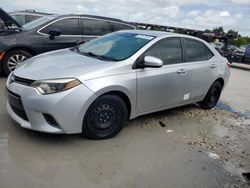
[185,38,213,62]
[82,18,112,35]
[26,15,41,23]
[111,22,134,31]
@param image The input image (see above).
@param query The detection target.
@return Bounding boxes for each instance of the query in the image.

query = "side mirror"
[143,56,163,68]
[48,30,61,40]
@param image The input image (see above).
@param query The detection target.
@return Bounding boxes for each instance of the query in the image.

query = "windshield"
[78,32,155,61]
[23,15,56,30]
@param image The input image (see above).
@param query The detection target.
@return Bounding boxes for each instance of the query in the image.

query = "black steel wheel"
[199,81,222,109]
[83,95,128,139]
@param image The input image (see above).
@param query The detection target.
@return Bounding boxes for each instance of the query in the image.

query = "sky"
[1,0,250,36]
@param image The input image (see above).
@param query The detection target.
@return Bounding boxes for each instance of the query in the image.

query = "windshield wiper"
[70,45,80,52]
[80,52,117,61]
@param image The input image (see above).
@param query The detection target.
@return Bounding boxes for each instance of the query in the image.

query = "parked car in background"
[9,9,52,26]
[243,44,250,63]
[0,8,136,75]
[6,30,230,139]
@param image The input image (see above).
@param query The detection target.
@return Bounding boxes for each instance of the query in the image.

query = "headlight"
[31,78,81,95]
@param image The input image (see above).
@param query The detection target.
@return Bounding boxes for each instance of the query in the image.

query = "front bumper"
[6,78,96,134]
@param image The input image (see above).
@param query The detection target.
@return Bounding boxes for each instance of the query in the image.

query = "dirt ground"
[0,68,249,188]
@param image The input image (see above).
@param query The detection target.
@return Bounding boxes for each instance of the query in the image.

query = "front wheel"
[199,81,222,109]
[82,95,128,139]
[2,50,32,76]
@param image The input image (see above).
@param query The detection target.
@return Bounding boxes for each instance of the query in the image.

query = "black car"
[0,8,136,75]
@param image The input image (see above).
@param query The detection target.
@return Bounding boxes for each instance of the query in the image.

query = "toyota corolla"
[6,30,230,139]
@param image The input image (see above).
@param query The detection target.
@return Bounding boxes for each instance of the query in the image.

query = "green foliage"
[232,37,248,46]
[212,27,225,35]
[206,26,249,46]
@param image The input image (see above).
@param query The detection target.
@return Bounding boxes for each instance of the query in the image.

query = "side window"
[185,39,207,61]
[144,38,183,65]
[40,18,81,35]
[110,22,134,31]
[206,47,214,60]
[82,18,111,35]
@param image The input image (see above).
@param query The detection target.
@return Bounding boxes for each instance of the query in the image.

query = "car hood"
[13,49,114,80]
[0,8,22,30]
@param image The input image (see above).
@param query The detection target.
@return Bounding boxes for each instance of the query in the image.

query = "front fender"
[83,73,137,119]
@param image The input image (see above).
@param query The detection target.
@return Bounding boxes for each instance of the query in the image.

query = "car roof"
[118,29,200,38]
[55,14,136,25]
[9,10,52,16]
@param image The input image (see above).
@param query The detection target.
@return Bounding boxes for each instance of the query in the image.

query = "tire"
[199,81,222,110]
[82,95,128,139]
[2,50,32,76]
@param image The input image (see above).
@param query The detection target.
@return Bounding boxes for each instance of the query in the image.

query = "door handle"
[210,64,217,69]
[177,69,186,74]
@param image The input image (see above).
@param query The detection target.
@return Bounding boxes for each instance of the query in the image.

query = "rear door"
[81,18,112,43]
[36,17,82,52]
[183,38,217,102]
[136,37,190,114]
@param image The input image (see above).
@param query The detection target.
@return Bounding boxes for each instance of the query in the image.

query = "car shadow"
[128,103,200,125]
[11,103,201,144]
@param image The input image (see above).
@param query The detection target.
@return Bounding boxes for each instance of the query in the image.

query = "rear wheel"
[2,50,32,76]
[82,95,128,139]
[199,81,222,109]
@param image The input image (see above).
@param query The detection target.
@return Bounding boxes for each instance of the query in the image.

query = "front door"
[35,17,83,53]
[136,38,190,114]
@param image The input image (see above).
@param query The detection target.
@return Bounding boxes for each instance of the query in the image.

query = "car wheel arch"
[202,77,224,100]
[98,91,132,120]
[214,77,224,89]
[3,46,37,58]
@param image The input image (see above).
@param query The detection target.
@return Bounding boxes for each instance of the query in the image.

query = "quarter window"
[206,47,214,60]
[144,38,183,65]
[185,39,213,61]
[111,22,134,31]
[40,18,81,35]
[82,18,111,35]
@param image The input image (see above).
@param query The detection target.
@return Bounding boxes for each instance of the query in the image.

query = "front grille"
[8,89,29,121]
[12,75,35,86]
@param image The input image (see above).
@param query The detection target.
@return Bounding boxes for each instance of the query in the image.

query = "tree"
[227,29,240,39]
[212,27,225,35]
[204,29,212,33]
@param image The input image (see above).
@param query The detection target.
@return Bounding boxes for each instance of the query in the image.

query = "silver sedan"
[6,30,230,139]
